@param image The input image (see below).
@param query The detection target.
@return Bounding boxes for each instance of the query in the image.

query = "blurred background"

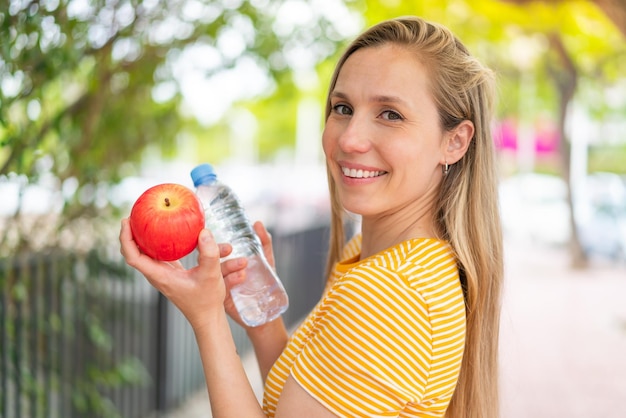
[1,0,625,417]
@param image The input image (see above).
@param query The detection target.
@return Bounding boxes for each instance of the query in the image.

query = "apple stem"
[165,197,170,207]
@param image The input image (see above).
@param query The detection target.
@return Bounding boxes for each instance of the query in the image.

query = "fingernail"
[200,229,212,243]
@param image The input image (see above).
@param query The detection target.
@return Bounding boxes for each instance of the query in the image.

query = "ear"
[441,120,474,165]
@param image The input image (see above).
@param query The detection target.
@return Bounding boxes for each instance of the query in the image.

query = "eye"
[380,110,403,121]
[332,104,353,116]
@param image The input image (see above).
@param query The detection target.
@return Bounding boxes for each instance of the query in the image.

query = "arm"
[248,222,289,380]
[247,318,288,382]
[193,310,266,417]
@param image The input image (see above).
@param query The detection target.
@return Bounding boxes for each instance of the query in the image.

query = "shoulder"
[349,238,458,290]
[396,239,460,291]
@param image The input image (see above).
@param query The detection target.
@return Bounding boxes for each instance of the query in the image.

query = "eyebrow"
[330,91,408,106]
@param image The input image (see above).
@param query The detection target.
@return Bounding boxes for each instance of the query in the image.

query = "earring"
[443,162,449,175]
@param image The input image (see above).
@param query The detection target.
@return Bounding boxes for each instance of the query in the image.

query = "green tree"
[0,0,348,253]
[501,2,626,268]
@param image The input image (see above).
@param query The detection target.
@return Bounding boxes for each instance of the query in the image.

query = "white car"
[499,173,571,246]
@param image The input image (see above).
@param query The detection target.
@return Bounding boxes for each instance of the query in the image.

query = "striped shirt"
[263,235,466,417]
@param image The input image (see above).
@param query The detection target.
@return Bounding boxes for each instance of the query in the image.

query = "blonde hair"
[323,17,503,418]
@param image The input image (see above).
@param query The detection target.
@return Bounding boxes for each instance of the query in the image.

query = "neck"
[359,207,438,259]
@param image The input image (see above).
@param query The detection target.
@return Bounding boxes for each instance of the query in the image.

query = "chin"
[340,200,374,218]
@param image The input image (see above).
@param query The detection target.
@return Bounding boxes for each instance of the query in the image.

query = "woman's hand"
[121,218,278,331]
[119,218,232,331]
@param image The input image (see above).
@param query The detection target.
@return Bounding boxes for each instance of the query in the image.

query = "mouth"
[341,166,387,179]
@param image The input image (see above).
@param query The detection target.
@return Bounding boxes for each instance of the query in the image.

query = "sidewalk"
[499,238,626,417]
[166,237,626,417]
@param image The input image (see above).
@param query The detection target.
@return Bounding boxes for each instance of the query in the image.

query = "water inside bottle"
[231,255,289,327]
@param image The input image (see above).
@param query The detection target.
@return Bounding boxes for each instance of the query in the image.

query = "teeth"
[341,167,385,178]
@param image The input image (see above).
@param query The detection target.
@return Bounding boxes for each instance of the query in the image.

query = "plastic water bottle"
[190,163,289,327]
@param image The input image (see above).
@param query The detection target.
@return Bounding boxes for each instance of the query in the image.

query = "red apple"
[129,183,205,261]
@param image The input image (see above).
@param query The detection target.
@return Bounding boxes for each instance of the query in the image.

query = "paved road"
[166,237,626,417]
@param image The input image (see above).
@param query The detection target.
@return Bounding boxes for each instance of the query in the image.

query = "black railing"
[0,224,329,418]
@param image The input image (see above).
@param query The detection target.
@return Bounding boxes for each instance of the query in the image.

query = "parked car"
[499,172,571,246]
[499,171,626,263]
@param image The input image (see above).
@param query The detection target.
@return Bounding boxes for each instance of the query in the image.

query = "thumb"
[196,229,221,274]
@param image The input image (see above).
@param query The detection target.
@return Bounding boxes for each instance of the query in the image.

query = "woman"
[120,16,503,418]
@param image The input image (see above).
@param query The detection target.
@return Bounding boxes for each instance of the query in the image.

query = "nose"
[337,115,372,154]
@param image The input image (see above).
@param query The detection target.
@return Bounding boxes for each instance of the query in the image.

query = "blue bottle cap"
[190,163,217,187]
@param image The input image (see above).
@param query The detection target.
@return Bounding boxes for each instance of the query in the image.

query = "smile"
[341,167,387,179]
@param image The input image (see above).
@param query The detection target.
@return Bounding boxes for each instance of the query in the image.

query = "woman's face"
[323,44,447,220]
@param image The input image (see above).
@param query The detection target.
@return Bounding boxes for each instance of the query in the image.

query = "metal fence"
[0,224,329,418]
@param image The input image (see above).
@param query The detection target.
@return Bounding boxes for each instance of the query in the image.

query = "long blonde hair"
[323,17,503,418]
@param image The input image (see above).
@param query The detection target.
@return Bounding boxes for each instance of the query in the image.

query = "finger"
[223,269,246,290]
[120,219,182,272]
[218,242,233,259]
[120,218,143,265]
[195,229,222,278]
[221,257,247,277]
[253,221,272,245]
[119,219,177,285]
[253,221,275,267]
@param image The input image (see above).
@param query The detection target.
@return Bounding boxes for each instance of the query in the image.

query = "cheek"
[321,128,343,183]
[321,127,334,158]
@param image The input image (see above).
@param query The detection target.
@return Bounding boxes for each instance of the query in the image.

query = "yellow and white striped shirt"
[263,235,466,417]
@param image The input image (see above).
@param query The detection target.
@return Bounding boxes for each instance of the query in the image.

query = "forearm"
[247,317,289,382]
[194,310,266,418]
